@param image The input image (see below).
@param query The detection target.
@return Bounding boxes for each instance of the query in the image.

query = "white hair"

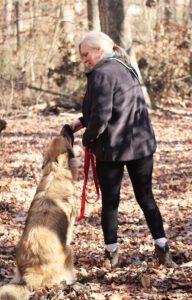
[79,31,114,54]
[78,31,131,64]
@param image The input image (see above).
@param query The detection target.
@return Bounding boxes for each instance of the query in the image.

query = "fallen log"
[28,85,82,111]
[28,85,67,97]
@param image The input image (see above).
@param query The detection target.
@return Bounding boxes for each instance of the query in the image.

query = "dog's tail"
[0,283,30,300]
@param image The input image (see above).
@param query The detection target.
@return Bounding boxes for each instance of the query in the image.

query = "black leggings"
[96,155,165,245]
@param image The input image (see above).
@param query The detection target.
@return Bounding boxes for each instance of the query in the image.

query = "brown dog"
[0,134,78,300]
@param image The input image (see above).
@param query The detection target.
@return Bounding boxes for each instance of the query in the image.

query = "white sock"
[155,237,167,248]
[105,243,118,252]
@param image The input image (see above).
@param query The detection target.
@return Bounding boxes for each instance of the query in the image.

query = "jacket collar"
[85,53,116,76]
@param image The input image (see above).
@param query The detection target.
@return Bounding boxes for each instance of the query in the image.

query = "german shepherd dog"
[0,128,78,300]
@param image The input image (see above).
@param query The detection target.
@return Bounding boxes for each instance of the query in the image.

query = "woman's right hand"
[69,119,83,133]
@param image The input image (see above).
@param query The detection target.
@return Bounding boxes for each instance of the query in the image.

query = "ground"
[0,103,192,300]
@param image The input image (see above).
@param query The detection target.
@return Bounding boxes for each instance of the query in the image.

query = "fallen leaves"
[0,107,192,299]
[140,274,151,288]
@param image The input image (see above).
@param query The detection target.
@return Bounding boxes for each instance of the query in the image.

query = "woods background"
[0,1,192,299]
[0,0,191,117]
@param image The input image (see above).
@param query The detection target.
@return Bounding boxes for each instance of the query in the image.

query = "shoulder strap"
[109,57,140,83]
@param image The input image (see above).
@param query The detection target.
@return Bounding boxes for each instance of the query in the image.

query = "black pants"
[96,155,165,245]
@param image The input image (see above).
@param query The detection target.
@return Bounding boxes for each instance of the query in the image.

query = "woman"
[68,31,175,268]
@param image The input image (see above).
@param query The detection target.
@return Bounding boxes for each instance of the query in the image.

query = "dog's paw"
[61,276,76,286]
[63,269,76,285]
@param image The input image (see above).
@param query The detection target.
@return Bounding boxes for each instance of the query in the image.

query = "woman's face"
[80,42,104,68]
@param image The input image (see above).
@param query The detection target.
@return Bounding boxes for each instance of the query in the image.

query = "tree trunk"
[164,0,171,21]
[15,0,20,50]
[156,0,165,36]
[188,0,192,26]
[29,0,36,84]
[98,0,125,46]
[87,0,100,30]
[98,0,153,108]
[3,0,13,39]
[60,3,76,61]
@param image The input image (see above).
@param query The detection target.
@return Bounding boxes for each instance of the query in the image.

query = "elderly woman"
[68,31,176,268]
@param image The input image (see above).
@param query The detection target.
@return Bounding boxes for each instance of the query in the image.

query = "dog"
[0,130,78,300]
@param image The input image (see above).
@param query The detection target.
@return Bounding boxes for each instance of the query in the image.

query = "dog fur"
[0,135,78,300]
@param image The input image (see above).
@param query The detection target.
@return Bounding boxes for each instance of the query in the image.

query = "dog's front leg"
[66,209,76,246]
[62,246,76,285]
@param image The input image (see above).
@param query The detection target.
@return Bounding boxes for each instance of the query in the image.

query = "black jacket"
[79,58,156,161]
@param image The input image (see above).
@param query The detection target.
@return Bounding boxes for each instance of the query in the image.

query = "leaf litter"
[0,105,192,299]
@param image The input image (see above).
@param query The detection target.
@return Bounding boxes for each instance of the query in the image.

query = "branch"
[27,85,67,97]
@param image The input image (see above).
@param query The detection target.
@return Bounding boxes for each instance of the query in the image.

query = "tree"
[98,0,153,108]
[188,0,192,26]
[2,0,13,41]
[87,0,100,31]
[15,0,20,50]
[98,0,122,43]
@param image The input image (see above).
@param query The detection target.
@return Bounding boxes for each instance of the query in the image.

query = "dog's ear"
[61,124,74,146]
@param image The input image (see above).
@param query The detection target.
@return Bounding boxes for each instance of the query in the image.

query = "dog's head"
[42,134,78,180]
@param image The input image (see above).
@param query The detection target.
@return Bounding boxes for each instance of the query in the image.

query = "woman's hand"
[69,119,83,133]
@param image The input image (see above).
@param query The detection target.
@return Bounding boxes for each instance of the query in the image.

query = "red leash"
[77,147,100,221]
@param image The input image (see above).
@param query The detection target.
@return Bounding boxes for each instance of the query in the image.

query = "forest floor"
[0,101,192,300]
